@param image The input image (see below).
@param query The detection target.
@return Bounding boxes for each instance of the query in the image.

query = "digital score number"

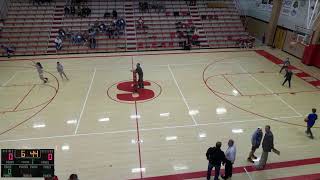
[1,149,54,177]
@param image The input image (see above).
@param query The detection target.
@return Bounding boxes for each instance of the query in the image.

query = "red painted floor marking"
[269,173,320,180]
[130,157,320,180]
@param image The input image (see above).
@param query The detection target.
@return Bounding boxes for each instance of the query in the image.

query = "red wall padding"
[302,45,320,68]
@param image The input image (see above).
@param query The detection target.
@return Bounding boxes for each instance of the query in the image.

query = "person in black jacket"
[135,63,144,89]
[206,142,226,180]
[282,69,293,88]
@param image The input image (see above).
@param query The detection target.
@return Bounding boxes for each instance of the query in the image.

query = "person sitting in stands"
[70,6,76,16]
[112,9,118,19]
[104,11,110,18]
[83,6,91,17]
[58,29,66,39]
[75,33,83,44]
[117,18,126,30]
[1,44,15,58]
[191,28,200,45]
[68,174,79,180]
[64,6,70,16]
[99,23,107,33]
[54,36,62,50]
[107,25,115,39]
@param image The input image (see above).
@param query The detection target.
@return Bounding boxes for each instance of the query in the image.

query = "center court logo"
[107,80,162,103]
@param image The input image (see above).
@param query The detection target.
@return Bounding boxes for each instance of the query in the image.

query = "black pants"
[282,78,291,88]
[138,76,144,88]
[224,159,233,178]
[306,126,314,138]
[279,65,288,73]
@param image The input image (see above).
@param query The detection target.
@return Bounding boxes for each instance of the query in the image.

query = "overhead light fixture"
[232,129,244,134]
[130,115,141,119]
[131,168,145,173]
[199,133,207,138]
[33,123,46,128]
[98,117,110,122]
[232,89,239,96]
[160,112,170,117]
[216,107,227,115]
[166,136,177,141]
[61,145,70,151]
[189,110,199,115]
[67,120,77,124]
[173,165,189,171]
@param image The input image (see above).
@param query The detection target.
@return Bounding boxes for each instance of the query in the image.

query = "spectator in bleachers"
[139,2,149,12]
[104,11,111,18]
[75,33,84,44]
[54,36,63,50]
[89,37,97,49]
[1,44,15,58]
[112,9,118,19]
[107,25,115,39]
[191,28,200,45]
[83,6,91,17]
[99,23,107,33]
[137,17,145,29]
[70,6,76,16]
[58,29,66,39]
[117,18,126,30]
[68,174,79,180]
[64,6,70,16]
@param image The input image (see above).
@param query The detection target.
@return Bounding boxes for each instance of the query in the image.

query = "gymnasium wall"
[239,0,309,31]
[246,16,268,40]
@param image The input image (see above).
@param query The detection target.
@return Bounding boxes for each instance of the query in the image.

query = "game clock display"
[1,149,54,177]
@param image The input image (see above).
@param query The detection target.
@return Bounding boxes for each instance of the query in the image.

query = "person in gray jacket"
[247,127,263,163]
[256,125,280,169]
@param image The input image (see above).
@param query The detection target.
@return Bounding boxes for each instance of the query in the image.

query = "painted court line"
[244,167,254,180]
[0,116,300,143]
[74,68,96,135]
[269,173,320,180]
[0,71,19,87]
[12,84,36,111]
[238,64,302,117]
[168,64,198,126]
[129,157,320,180]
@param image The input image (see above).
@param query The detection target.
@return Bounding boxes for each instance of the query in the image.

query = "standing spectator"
[282,69,293,88]
[247,127,263,163]
[64,6,70,16]
[280,58,290,73]
[305,108,318,139]
[256,125,280,169]
[112,9,117,19]
[222,139,236,180]
[68,174,78,180]
[56,62,69,80]
[206,141,226,180]
[137,17,144,29]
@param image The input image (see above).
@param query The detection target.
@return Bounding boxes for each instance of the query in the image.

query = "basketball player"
[280,58,290,73]
[56,62,69,80]
[282,69,293,88]
[33,62,48,83]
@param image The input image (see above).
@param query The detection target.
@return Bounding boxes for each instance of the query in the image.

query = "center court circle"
[107,80,162,104]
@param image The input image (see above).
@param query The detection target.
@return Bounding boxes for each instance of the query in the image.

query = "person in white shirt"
[56,62,69,80]
[222,139,236,180]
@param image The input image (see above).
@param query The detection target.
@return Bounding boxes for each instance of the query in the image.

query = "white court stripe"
[244,167,254,180]
[0,116,300,142]
[238,65,302,117]
[168,64,198,125]
[0,71,18,87]
[74,68,96,135]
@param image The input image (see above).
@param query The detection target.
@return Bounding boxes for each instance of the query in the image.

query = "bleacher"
[0,0,249,56]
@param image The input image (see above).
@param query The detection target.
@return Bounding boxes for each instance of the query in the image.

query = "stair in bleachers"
[124,2,137,51]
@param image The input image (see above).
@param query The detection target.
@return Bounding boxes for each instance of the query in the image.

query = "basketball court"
[0,47,320,180]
